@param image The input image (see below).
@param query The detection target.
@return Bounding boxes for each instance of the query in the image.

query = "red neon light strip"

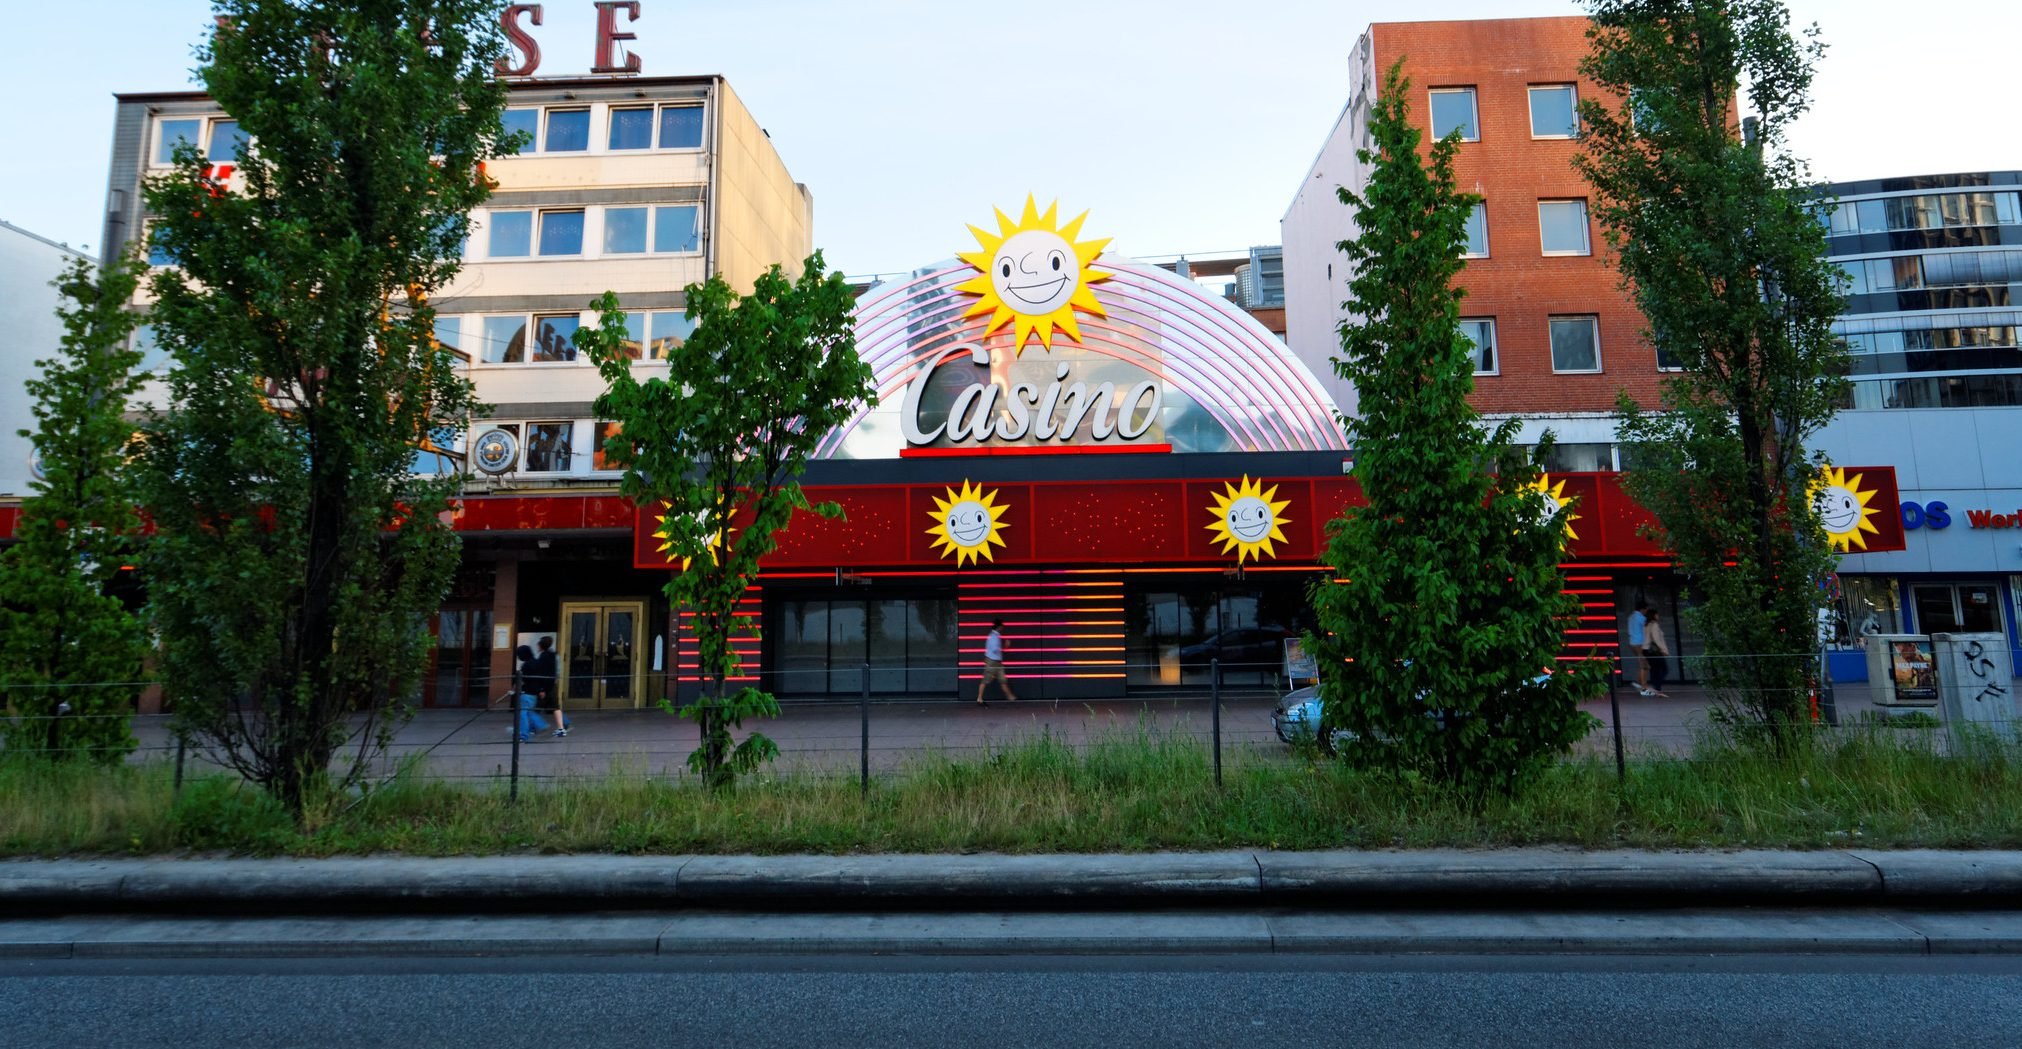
[899,443,1173,458]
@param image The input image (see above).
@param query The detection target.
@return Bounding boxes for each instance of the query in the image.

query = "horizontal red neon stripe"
[900,443,1173,458]
[957,582,1126,589]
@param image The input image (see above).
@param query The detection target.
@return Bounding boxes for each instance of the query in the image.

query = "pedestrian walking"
[976,619,1017,704]
[1627,600,1654,696]
[1643,609,1671,698]
[509,644,549,743]
[530,636,569,737]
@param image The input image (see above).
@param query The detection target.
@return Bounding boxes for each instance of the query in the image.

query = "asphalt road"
[4,952,2020,1048]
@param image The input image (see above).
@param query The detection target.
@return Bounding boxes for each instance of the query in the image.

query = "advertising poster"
[1889,639,1939,702]
[1283,637,1317,684]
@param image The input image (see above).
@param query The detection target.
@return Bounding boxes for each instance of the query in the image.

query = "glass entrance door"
[430,608,493,707]
[560,600,646,708]
[1911,582,2003,634]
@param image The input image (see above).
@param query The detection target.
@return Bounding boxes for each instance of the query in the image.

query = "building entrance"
[560,599,646,708]
[1911,581,2004,634]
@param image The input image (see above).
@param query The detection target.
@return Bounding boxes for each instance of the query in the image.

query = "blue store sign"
[1901,501,1952,530]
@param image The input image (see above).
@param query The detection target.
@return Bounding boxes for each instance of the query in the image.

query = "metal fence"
[3,652,2018,799]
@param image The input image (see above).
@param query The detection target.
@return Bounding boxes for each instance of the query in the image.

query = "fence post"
[1211,658,1223,791]
[508,699,522,805]
[173,736,188,798]
[860,663,871,799]
[1608,665,1626,784]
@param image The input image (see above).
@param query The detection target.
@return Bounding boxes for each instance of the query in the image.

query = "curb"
[6,849,2022,915]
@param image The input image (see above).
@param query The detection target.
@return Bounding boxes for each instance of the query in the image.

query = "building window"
[1528,84,1579,138]
[527,313,582,362]
[1458,318,1496,374]
[1536,442,1615,472]
[1549,315,1602,372]
[145,224,176,267]
[604,205,700,255]
[479,315,525,364]
[592,421,625,471]
[604,207,649,253]
[205,120,246,163]
[432,315,463,357]
[1463,202,1489,258]
[537,209,585,256]
[475,313,584,365]
[487,211,533,258]
[500,108,538,154]
[621,310,696,359]
[1428,87,1478,141]
[1538,200,1591,256]
[132,323,169,372]
[607,106,656,150]
[154,116,245,166]
[543,108,590,152]
[658,105,705,149]
[653,205,700,254]
[523,422,573,472]
[1656,343,1683,371]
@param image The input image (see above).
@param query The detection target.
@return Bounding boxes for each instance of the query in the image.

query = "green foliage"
[1575,0,1847,747]
[0,255,149,762]
[1308,61,1603,799]
[169,775,299,854]
[133,0,509,816]
[581,255,877,789]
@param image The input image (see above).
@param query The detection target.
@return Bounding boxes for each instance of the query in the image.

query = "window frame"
[1548,314,1603,374]
[541,107,592,152]
[1527,83,1580,139]
[519,420,576,474]
[1458,317,1498,375]
[1427,87,1480,143]
[1537,199,1592,257]
[1462,202,1490,259]
[655,104,707,150]
[485,210,534,259]
[536,208,587,257]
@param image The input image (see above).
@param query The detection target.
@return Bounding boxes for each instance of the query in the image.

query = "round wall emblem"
[472,428,519,474]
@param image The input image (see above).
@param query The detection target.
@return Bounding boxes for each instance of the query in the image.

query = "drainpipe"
[703,77,721,284]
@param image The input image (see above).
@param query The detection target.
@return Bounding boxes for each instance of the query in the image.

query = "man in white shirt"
[977,619,1017,704]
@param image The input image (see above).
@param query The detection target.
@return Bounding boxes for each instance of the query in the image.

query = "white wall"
[0,222,94,500]
[1280,95,1368,423]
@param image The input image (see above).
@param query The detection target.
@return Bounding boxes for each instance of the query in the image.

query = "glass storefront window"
[772,595,958,696]
[1830,576,1902,650]
[1125,582,1313,687]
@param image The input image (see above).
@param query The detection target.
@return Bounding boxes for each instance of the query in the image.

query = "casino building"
[58,57,1912,709]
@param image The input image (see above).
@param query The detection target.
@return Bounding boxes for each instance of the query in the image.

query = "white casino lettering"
[901,344,1161,446]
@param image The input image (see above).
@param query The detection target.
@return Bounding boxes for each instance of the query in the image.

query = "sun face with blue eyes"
[1206,476,1291,564]
[955,196,1111,355]
[928,480,1008,565]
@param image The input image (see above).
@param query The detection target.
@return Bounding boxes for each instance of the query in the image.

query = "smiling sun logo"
[1527,475,1580,544]
[955,196,1111,355]
[1206,476,1291,564]
[928,480,1009,565]
[654,500,731,569]
[1811,465,1882,552]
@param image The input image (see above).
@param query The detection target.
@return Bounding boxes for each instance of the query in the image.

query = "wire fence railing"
[4,652,2019,798]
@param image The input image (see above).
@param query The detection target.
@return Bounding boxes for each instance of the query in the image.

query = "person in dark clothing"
[509,644,548,742]
[529,636,568,736]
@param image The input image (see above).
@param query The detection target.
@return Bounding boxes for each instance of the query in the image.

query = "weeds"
[3,722,2021,856]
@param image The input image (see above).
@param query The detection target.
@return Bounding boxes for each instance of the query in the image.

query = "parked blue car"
[1274,672,1557,751]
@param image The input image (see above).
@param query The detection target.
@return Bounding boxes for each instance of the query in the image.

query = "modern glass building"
[1813,172,2022,683]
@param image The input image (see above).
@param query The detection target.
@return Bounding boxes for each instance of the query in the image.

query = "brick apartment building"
[1283,16,1660,471]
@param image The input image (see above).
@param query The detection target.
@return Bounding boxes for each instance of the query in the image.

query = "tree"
[134,0,507,815]
[1575,0,1846,747]
[0,255,150,762]
[1307,62,1602,798]
[582,255,875,789]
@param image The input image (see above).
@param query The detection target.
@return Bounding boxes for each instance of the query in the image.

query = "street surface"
[4,950,2019,1048]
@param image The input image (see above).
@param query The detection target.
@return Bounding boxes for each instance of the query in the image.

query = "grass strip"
[3,723,2019,856]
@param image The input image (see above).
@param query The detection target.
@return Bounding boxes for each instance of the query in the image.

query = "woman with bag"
[1643,609,1671,698]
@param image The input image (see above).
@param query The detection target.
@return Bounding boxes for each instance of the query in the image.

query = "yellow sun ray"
[654,499,733,569]
[927,480,1009,566]
[1205,476,1292,564]
[1527,475,1580,544]
[954,195,1112,356]
[1810,465,1883,552]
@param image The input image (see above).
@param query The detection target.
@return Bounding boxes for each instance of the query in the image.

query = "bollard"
[860,663,871,799]
[1211,658,1223,791]
[1608,666,1626,784]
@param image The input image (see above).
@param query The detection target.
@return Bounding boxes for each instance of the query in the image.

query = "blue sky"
[3,0,2014,274]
